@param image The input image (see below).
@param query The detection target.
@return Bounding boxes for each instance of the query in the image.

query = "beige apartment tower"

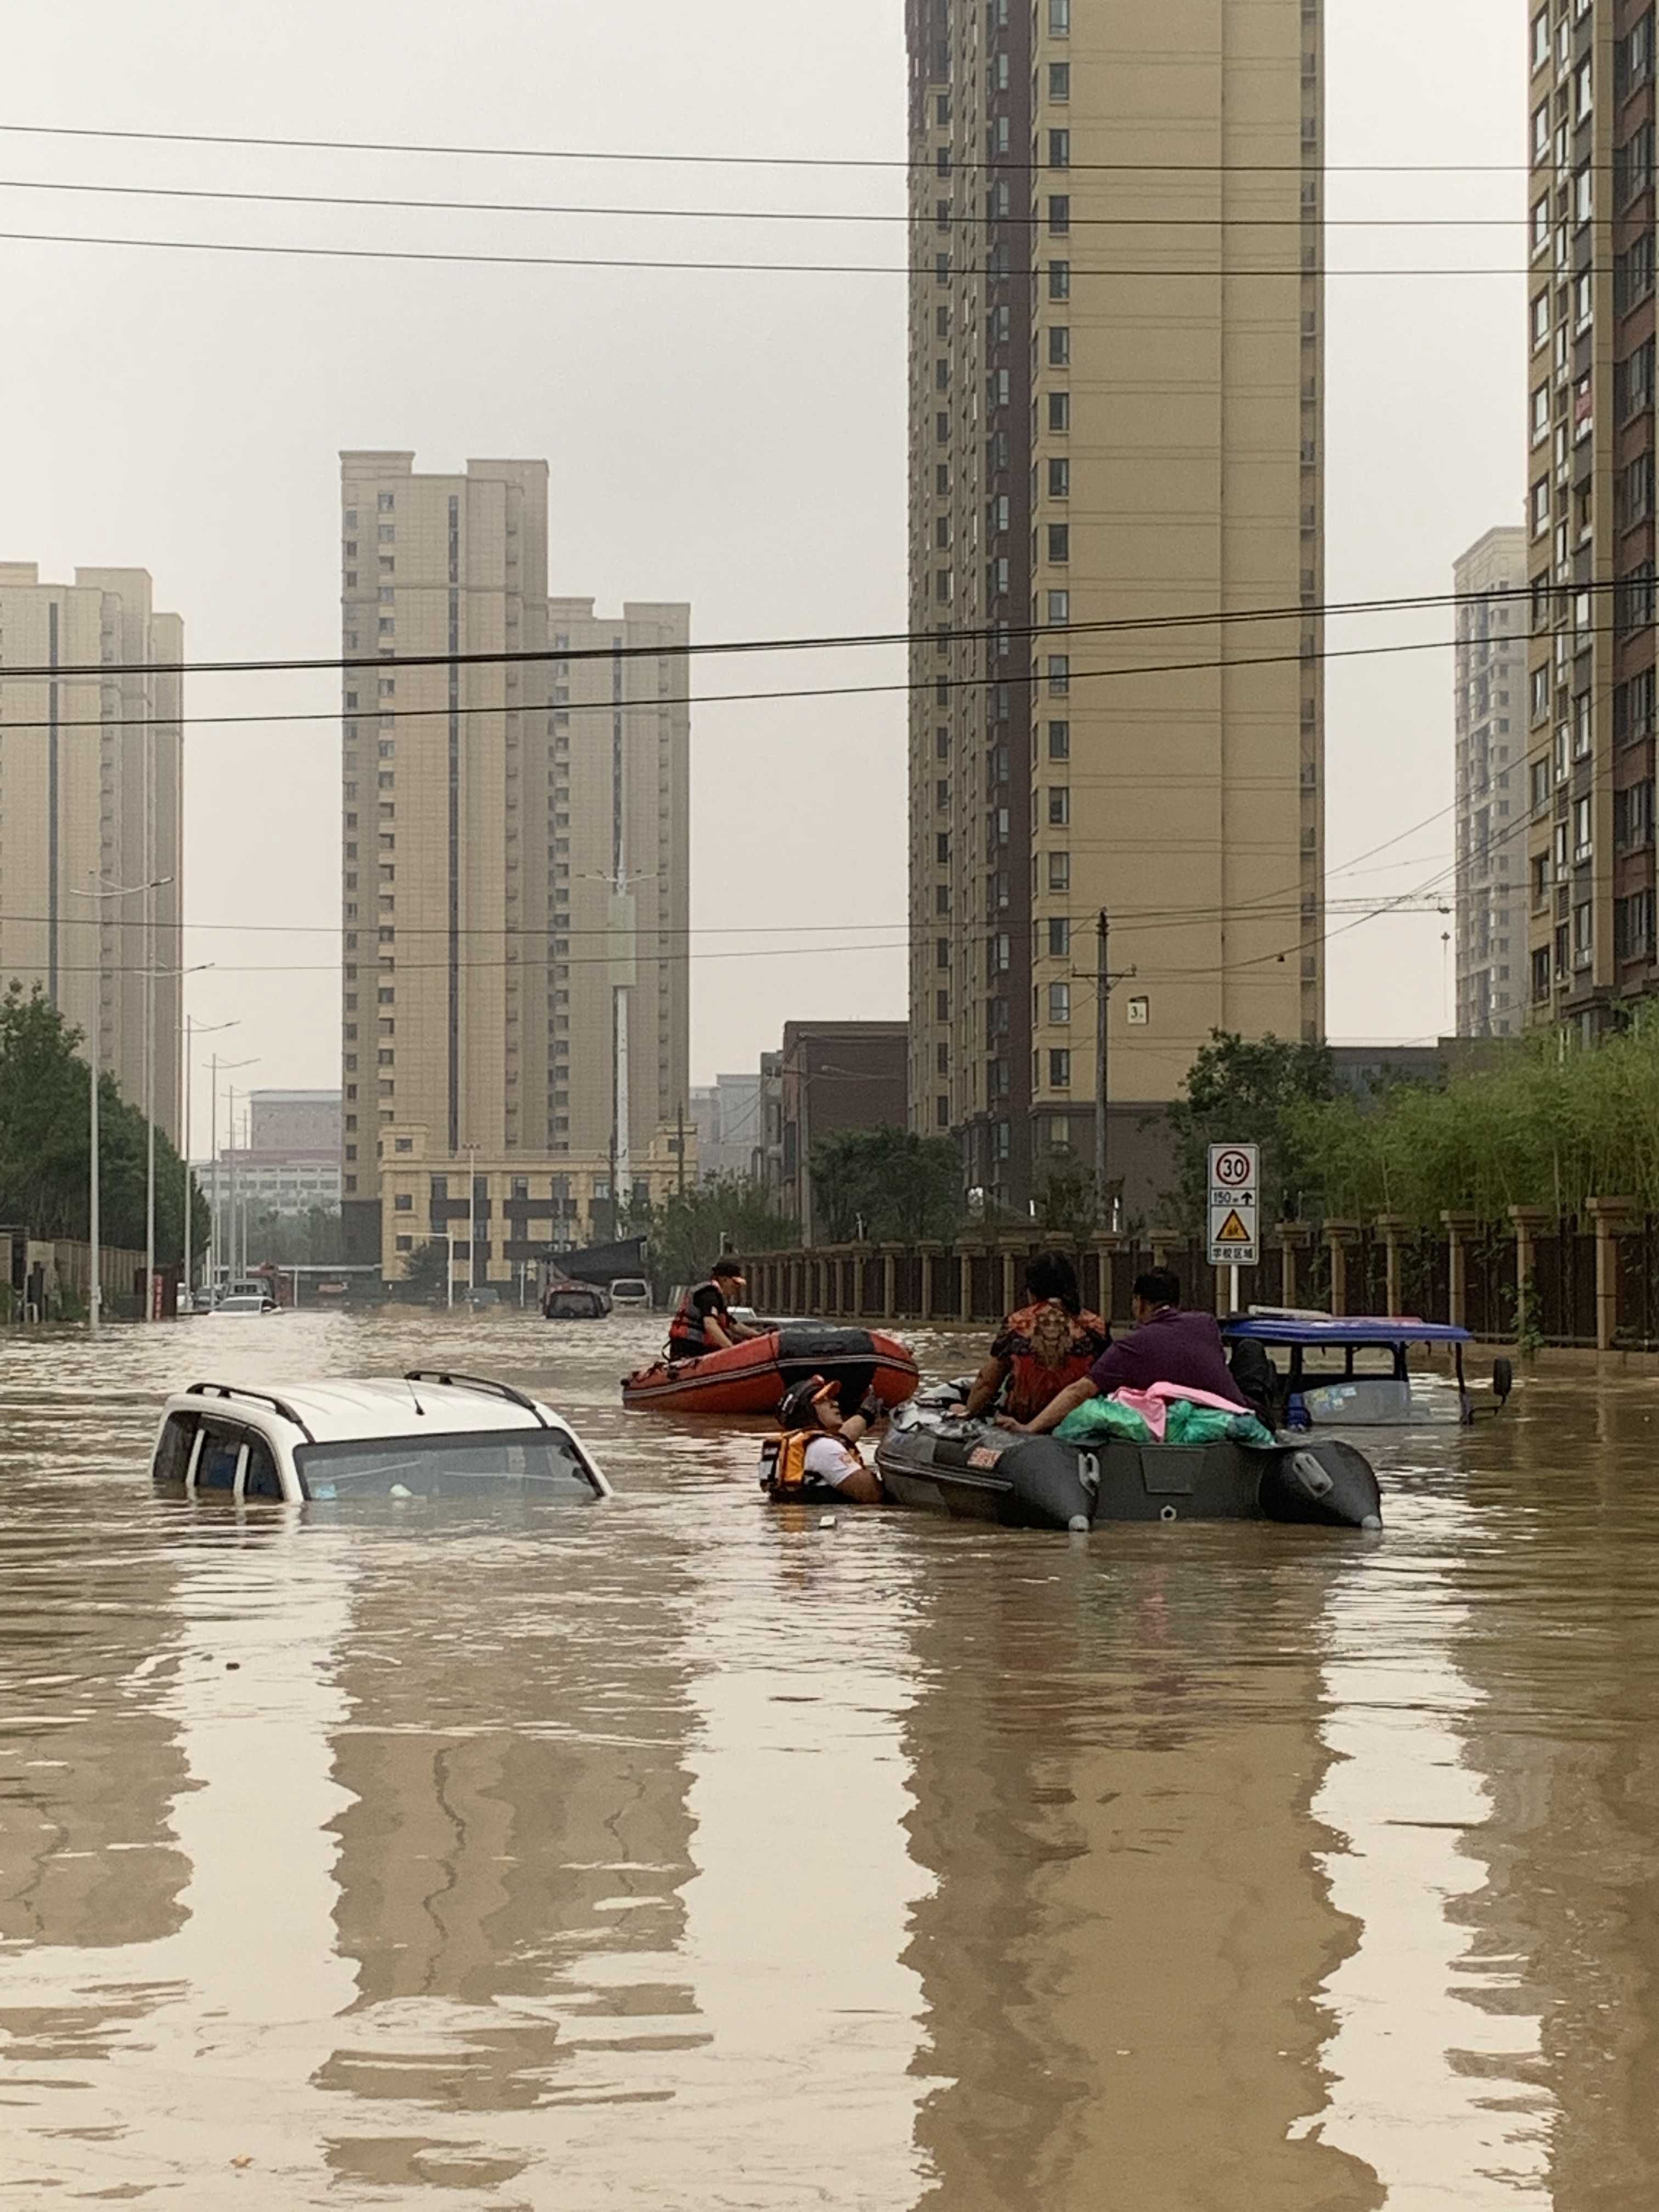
[907,0,1324,1210]
[1454,528,1528,1037]
[1523,0,1657,1030]
[0,563,183,1142]
[338,454,690,1282]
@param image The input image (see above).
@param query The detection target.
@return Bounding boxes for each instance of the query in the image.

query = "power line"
[0,225,1550,285]
[0,575,1553,686]
[0,119,1581,176]
[0,172,1532,230]
[0,627,1562,740]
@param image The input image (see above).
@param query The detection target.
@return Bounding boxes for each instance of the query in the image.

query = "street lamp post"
[210,1056,257,1300]
[183,1018,236,1312]
[70,870,171,1334]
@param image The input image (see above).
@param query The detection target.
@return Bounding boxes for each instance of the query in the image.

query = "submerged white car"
[150,1371,612,1505]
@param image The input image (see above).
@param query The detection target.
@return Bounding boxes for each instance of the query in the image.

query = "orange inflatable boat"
[623,1325,919,1417]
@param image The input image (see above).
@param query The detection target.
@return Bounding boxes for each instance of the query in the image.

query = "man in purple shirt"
[1012,1269,1247,1433]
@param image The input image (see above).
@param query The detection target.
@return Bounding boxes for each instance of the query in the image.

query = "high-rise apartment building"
[1454,528,1528,1037]
[0,563,183,1141]
[907,0,1324,1211]
[337,454,690,1283]
[1525,1,1657,1030]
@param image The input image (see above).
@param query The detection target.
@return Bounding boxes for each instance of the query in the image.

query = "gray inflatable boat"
[872,1413,1382,1531]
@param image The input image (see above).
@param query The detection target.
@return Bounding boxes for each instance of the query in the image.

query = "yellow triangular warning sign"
[1215,1210,1252,1244]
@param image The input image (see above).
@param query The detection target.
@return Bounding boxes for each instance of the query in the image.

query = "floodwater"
[2,1314,1658,2209]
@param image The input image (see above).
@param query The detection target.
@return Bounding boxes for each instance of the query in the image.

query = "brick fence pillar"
[1276,1221,1311,1308]
[1324,1221,1362,1317]
[1587,1197,1638,1352]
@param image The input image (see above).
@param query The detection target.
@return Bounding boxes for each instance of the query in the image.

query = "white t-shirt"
[804,1436,866,1491]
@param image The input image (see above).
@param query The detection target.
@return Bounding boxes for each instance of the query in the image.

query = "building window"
[1573,900,1593,966]
[1048,391,1071,433]
[1048,129,1070,170]
[1049,260,1071,302]
[1048,327,1071,368]
[1049,1048,1071,1088]
[1048,720,1070,760]
[393,1193,413,1212]
[377,492,394,512]
[1048,917,1071,956]
[1048,851,1070,893]
[1047,524,1070,563]
[936,935,950,968]
[1048,0,1069,31]
[1531,480,1549,537]
[1048,787,1070,827]
[1048,981,1071,1025]
[1531,292,1549,351]
[1049,60,1070,99]
[1049,457,1070,499]
[1531,385,1549,445]
[1574,794,1593,860]
[1047,654,1070,695]
[1048,195,1070,235]
[1047,589,1069,623]
[1532,946,1551,1002]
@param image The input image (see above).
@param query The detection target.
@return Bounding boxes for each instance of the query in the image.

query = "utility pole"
[185,1019,237,1313]
[88,874,100,1335]
[676,1098,686,1198]
[468,1144,478,1297]
[1093,911,1136,1234]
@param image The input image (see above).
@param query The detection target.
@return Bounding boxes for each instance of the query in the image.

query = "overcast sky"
[4,1,1523,1134]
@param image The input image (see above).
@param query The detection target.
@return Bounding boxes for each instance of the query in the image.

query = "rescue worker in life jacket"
[668,1257,763,1362]
[760,1376,887,1504]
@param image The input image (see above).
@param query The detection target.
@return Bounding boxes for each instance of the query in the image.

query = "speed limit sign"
[1207,1142,1260,1266]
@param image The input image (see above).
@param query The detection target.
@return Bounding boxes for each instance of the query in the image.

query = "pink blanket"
[1109,1380,1249,1442]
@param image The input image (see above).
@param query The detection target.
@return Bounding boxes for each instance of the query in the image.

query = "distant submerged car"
[608,1277,652,1312]
[544,1282,610,1321]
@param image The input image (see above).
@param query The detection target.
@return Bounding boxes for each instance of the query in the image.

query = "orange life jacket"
[670,1278,727,1356]
[759,1431,812,1496]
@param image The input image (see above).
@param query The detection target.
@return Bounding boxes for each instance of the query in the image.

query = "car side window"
[195,1423,244,1492]
[154,1412,200,1485]
[242,1435,284,1501]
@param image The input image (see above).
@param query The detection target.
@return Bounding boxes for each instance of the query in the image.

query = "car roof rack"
[185,1381,317,1442]
[402,1370,550,1427]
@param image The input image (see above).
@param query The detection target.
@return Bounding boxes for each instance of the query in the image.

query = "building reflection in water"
[315,1508,707,2199]
[1311,1530,1555,2203]
[0,1514,357,2197]
[671,1507,934,2205]
[899,1531,1385,2212]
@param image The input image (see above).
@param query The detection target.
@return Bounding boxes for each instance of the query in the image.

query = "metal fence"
[751,1216,1659,1350]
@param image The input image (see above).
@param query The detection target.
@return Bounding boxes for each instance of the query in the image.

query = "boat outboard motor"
[1257,1438,1383,1529]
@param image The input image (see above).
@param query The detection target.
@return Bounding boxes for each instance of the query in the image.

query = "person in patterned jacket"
[962,1251,1110,1425]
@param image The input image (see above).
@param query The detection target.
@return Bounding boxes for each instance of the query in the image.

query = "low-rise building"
[374,1121,693,1291]
[779,1021,909,1240]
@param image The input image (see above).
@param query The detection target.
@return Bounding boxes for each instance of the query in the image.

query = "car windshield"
[295,1427,598,1500]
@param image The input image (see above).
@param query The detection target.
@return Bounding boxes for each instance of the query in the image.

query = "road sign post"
[1207,1142,1260,1313]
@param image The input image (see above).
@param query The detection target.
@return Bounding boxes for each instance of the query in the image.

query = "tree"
[808,1127,963,1243]
[637,1175,797,1297]
[400,1237,452,1305]
[1167,1031,1340,1233]
[0,980,207,1260]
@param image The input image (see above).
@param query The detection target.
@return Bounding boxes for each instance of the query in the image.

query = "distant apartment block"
[690,1071,765,1182]
[1454,528,1528,1036]
[0,563,183,1140]
[906,0,1324,1210]
[337,453,690,1286]
[1525,0,1658,1027]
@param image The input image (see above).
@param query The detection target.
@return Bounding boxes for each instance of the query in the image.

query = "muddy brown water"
[2,1311,1657,2208]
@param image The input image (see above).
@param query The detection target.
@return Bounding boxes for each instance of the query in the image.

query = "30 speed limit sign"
[1207,1142,1260,1266]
